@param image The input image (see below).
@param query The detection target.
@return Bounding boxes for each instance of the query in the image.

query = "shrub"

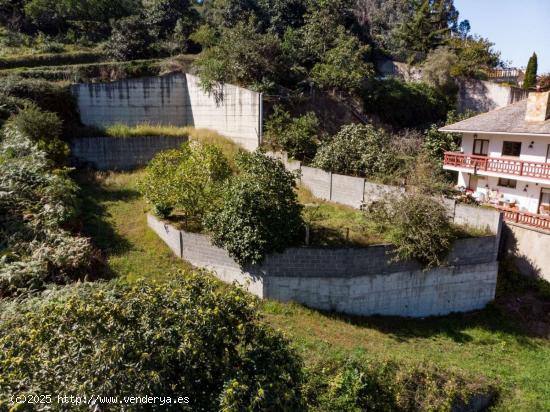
[304,359,496,412]
[5,105,68,164]
[312,123,397,177]
[138,141,231,220]
[0,76,80,132]
[0,126,93,297]
[366,193,454,268]
[422,46,459,95]
[0,51,104,70]
[264,107,321,160]
[105,16,153,61]
[362,79,450,129]
[0,275,305,411]
[204,151,303,265]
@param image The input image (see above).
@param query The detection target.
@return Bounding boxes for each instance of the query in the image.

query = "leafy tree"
[264,107,321,160]
[311,27,373,94]
[422,46,458,94]
[105,15,153,61]
[312,123,397,177]
[523,52,538,90]
[366,193,454,268]
[204,151,303,265]
[449,35,501,78]
[423,110,473,164]
[142,0,199,38]
[0,276,306,411]
[139,141,231,220]
[194,17,283,92]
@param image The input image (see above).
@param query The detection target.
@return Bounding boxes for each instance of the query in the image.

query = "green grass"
[77,170,192,283]
[79,170,550,411]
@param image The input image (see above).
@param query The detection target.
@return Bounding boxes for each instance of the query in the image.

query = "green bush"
[0,126,93,297]
[362,79,450,129]
[105,15,154,61]
[204,151,303,266]
[0,76,80,132]
[304,359,495,412]
[312,124,397,177]
[138,141,231,220]
[264,107,321,160]
[5,105,69,164]
[366,193,454,268]
[0,275,305,411]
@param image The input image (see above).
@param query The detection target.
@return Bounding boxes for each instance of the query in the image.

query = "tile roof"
[440,100,550,136]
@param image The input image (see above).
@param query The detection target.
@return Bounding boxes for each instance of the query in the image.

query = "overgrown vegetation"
[0,120,94,298]
[366,193,454,268]
[0,275,305,411]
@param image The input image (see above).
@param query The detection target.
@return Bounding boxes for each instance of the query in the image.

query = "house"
[441,91,550,231]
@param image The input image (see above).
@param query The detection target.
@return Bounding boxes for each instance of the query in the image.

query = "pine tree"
[523,52,538,90]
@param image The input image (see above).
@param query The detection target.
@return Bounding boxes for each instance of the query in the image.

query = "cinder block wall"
[72,73,262,151]
[148,215,499,318]
[71,136,187,170]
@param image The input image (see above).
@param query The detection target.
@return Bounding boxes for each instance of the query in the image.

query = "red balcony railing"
[495,206,550,231]
[444,152,550,181]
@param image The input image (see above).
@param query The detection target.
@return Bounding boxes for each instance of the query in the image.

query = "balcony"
[444,152,550,182]
[495,206,550,232]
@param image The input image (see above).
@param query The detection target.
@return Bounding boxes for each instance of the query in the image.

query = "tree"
[105,15,153,61]
[422,46,458,95]
[311,27,373,94]
[204,151,303,265]
[524,52,538,90]
[194,18,283,92]
[312,124,397,177]
[138,141,231,220]
[396,0,458,63]
[264,107,321,160]
[142,0,199,38]
[448,35,501,78]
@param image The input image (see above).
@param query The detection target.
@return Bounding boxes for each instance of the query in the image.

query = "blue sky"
[454,0,550,73]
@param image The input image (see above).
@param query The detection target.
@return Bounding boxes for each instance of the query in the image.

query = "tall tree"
[524,52,538,90]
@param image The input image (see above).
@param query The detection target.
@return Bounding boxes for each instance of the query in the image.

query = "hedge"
[0,51,104,70]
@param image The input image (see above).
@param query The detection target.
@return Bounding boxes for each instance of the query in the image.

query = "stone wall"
[72,73,262,151]
[503,223,550,282]
[148,215,499,318]
[71,135,187,170]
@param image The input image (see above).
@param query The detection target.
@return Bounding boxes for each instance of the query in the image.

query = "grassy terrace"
[78,169,550,411]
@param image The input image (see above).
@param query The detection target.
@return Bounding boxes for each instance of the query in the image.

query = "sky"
[454,0,550,73]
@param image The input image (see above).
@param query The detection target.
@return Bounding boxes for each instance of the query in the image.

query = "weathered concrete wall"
[456,79,528,113]
[71,136,187,170]
[148,214,499,317]
[503,223,550,282]
[72,73,262,151]
[268,151,500,234]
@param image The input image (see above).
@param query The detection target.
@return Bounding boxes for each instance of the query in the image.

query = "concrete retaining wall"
[456,79,528,113]
[148,214,499,317]
[70,135,187,170]
[72,73,262,151]
[267,151,502,235]
[503,223,550,282]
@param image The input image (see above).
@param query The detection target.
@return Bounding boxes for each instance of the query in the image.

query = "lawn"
[79,170,550,412]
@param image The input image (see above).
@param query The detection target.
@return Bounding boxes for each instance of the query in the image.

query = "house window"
[502,141,522,157]
[498,178,517,189]
[473,139,489,156]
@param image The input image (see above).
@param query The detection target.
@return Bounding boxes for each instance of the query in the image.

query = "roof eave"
[438,128,550,137]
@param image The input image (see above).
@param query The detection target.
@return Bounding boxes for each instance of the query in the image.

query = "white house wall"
[461,133,549,163]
